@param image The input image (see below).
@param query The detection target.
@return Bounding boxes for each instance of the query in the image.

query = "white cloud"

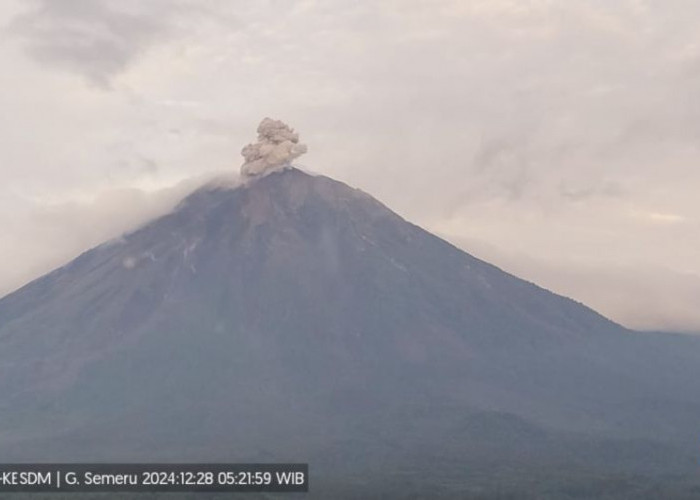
[1,0,700,332]
[645,212,687,224]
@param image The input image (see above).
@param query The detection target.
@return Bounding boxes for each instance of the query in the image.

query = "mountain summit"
[1,167,699,496]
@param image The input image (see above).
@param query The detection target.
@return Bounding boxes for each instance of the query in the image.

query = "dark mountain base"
[4,467,700,500]
[3,410,699,499]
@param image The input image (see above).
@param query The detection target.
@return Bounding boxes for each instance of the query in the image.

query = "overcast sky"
[1,0,699,333]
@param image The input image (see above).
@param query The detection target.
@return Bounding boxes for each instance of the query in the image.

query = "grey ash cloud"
[8,0,200,88]
[240,118,308,177]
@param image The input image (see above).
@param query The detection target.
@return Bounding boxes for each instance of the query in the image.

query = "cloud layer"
[1,0,699,332]
[7,0,203,88]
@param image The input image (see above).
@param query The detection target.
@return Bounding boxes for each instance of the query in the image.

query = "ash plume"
[240,118,308,177]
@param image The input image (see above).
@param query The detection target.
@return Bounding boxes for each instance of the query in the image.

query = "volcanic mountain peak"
[1,160,700,476]
[2,117,700,497]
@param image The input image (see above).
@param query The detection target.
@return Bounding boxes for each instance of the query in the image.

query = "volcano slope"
[1,168,699,498]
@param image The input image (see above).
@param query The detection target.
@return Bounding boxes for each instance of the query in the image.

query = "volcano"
[1,167,699,497]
